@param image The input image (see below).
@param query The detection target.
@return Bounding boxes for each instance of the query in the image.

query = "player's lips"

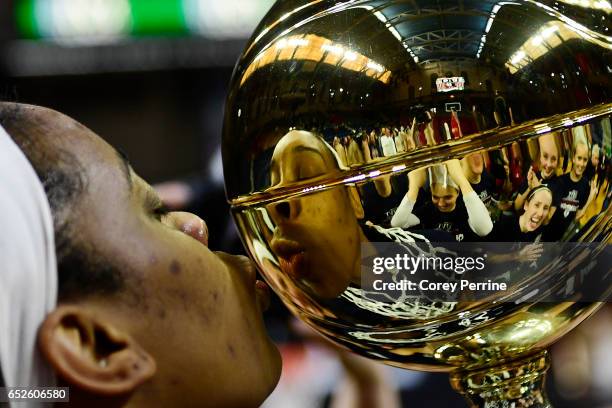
[270,236,307,280]
[215,252,257,285]
[215,252,271,311]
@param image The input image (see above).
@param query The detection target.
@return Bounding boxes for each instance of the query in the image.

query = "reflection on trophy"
[222,1,611,406]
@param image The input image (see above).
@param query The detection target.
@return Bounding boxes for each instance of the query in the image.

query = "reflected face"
[592,146,600,167]
[431,184,459,212]
[522,190,552,232]
[538,135,559,179]
[572,144,589,178]
[32,107,280,406]
[268,131,361,299]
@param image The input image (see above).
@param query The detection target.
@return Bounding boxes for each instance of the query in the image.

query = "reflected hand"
[527,167,541,190]
[408,167,427,189]
[444,159,466,184]
[517,243,544,263]
[589,177,598,199]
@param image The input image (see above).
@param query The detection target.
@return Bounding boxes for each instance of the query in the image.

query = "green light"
[15,0,39,39]
[14,0,273,41]
[129,0,189,36]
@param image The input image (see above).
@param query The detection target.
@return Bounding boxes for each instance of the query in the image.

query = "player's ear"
[38,306,156,396]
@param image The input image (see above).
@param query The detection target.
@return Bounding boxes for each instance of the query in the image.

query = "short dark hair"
[0,103,124,302]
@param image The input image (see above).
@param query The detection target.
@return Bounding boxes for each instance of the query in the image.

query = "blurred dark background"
[1,1,609,407]
[1,1,247,181]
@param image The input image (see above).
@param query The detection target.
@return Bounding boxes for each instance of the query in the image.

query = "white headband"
[0,124,57,406]
[428,164,459,190]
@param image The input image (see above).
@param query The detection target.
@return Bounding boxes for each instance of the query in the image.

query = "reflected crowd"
[263,114,610,299]
[307,114,608,246]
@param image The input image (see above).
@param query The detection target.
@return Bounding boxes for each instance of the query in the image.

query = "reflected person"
[267,130,429,300]
[542,141,598,241]
[391,161,493,242]
[461,152,498,216]
[490,185,553,242]
[514,133,560,211]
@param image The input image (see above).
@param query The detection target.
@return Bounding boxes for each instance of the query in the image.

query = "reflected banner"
[360,242,611,303]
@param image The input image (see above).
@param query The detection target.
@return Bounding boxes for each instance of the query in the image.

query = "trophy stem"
[450,351,552,408]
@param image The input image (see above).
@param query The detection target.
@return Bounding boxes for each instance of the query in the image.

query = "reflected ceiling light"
[246,0,323,55]
[477,1,521,58]
[367,61,385,72]
[344,51,357,61]
[556,0,612,11]
[562,119,575,126]
[506,18,612,73]
[510,50,527,64]
[388,26,403,42]
[576,114,596,122]
[302,184,325,193]
[345,174,367,183]
[290,38,309,46]
[277,37,309,49]
[363,5,419,63]
[321,43,344,55]
[535,124,552,134]
[541,25,559,37]
[531,35,544,46]
[241,34,392,85]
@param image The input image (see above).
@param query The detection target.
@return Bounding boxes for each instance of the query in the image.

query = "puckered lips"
[270,234,307,281]
[215,251,271,311]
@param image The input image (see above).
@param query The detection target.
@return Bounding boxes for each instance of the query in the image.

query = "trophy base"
[450,351,552,408]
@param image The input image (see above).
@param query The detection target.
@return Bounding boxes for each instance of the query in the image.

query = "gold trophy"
[222,1,611,406]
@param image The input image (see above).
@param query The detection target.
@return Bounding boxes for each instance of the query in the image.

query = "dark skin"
[6,104,281,407]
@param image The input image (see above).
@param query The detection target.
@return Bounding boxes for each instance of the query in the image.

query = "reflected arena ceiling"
[224,0,611,202]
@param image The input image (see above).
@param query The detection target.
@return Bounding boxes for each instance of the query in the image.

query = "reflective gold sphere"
[223,1,611,406]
